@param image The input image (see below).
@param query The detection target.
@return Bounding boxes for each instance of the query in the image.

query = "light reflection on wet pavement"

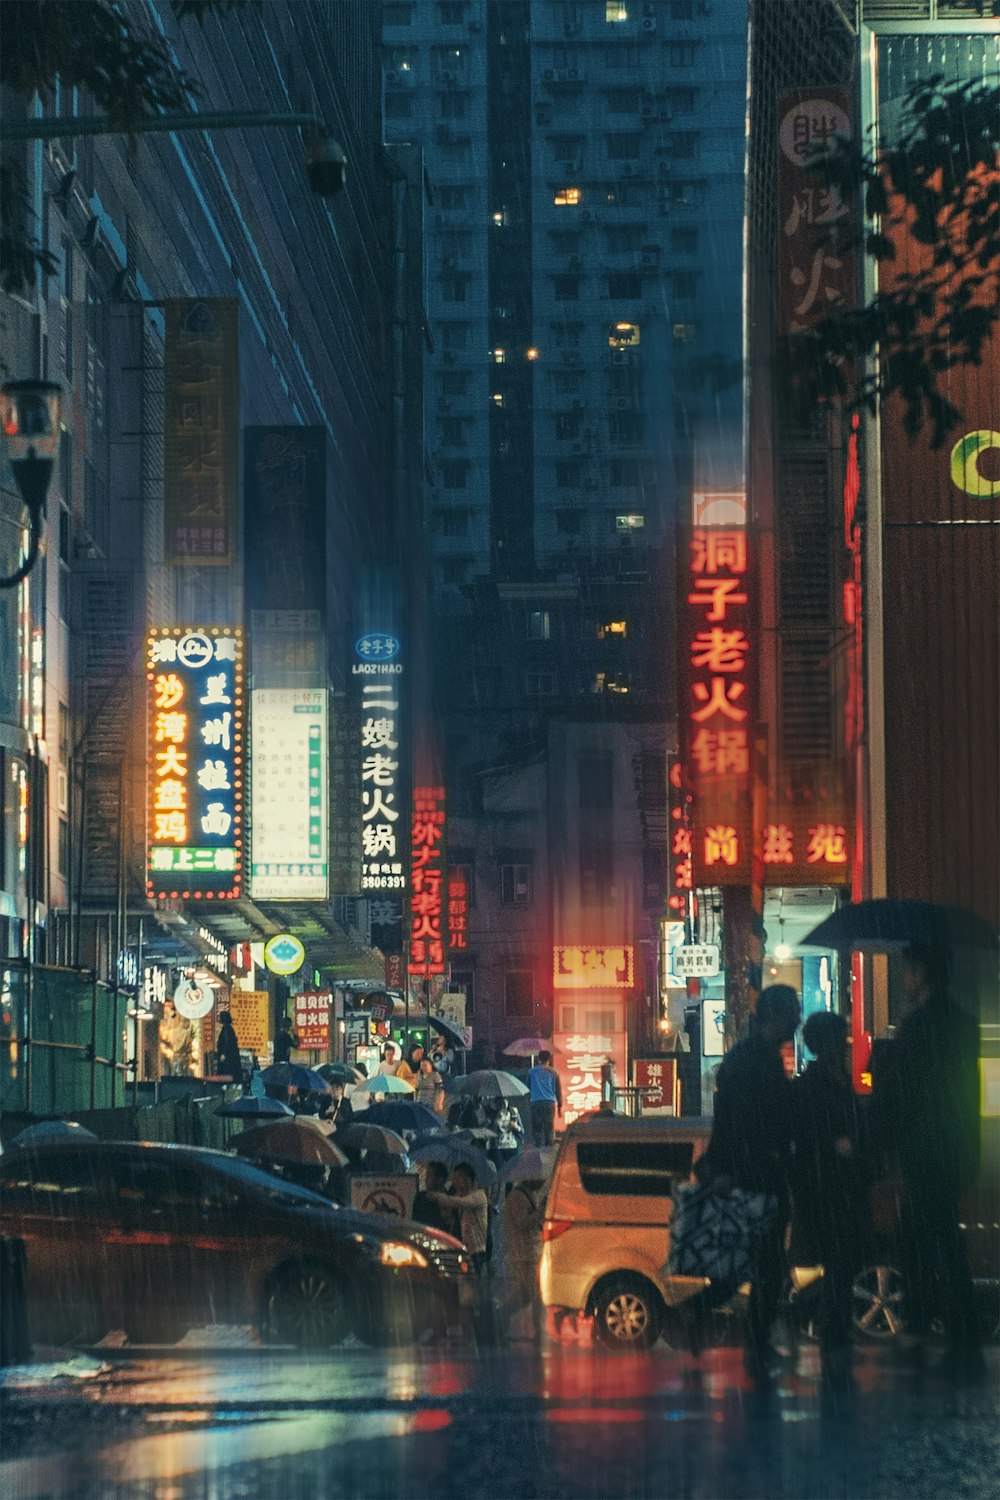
[1,1342,997,1500]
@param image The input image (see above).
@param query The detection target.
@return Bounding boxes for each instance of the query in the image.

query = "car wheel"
[592,1276,662,1350]
[852,1264,909,1341]
[263,1261,346,1349]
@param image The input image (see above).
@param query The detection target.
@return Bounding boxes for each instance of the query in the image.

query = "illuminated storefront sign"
[145,627,244,899]
[553,946,634,990]
[553,1026,628,1126]
[263,933,305,976]
[294,991,331,1051]
[358,655,405,893]
[667,757,693,915]
[163,299,238,566]
[408,786,446,979]
[228,989,270,1056]
[447,867,469,952]
[777,91,854,336]
[250,688,328,900]
[680,493,754,884]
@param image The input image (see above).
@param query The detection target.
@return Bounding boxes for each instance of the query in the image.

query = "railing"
[0,961,130,1115]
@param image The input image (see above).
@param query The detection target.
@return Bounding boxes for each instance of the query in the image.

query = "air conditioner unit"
[641,103,656,120]
[441,69,459,84]
[612,350,630,366]
[568,255,583,271]
[612,396,631,410]
[580,209,594,223]
[443,351,457,363]
[385,70,401,86]
[657,160,671,177]
[437,396,452,411]
[621,163,635,177]
[657,204,670,218]
[535,108,552,125]
[642,16,657,32]
[641,247,659,267]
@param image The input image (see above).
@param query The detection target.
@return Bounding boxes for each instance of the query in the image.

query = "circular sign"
[264,933,305,976]
[173,974,214,1020]
[176,630,214,669]
[359,1185,406,1217]
[355,633,400,662]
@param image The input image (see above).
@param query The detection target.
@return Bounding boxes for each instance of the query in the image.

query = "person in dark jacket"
[273,1016,298,1065]
[215,1010,243,1084]
[697,983,801,1380]
[413,1160,452,1235]
[791,1011,871,1374]
[872,944,983,1378]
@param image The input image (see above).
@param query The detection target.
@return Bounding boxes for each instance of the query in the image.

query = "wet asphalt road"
[1,1340,997,1500]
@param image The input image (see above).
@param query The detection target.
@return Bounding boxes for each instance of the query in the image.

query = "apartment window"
[609,412,645,446]
[605,133,640,160]
[433,45,467,82]
[384,2,414,21]
[59,428,73,509]
[525,671,557,697]
[667,131,700,160]
[436,507,471,536]
[605,226,643,253]
[441,276,467,302]
[580,841,614,907]
[553,187,582,207]
[501,859,533,906]
[605,273,643,300]
[606,180,648,208]
[58,504,70,622]
[385,48,415,71]
[440,417,467,445]
[440,460,469,489]
[437,1,467,21]
[551,135,583,162]
[606,89,636,114]
[610,457,642,487]
[551,321,583,348]
[440,321,469,349]
[439,91,467,119]
[556,508,583,535]
[384,94,414,119]
[551,371,583,395]
[491,393,506,408]
[605,44,641,69]
[669,42,697,67]
[670,179,705,206]
[672,322,699,342]
[57,817,69,877]
[450,967,475,1017]
[556,459,583,488]
[440,556,472,585]
[58,703,70,762]
[671,226,699,253]
[554,275,580,301]
[609,321,640,347]
[672,271,698,300]
[504,967,534,1017]
[667,87,698,113]
[669,0,695,17]
[440,371,469,396]
[527,610,551,641]
[555,410,582,440]
[596,618,629,640]
[615,512,645,530]
[437,186,470,209]
[579,753,613,810]
[605,1,629,19]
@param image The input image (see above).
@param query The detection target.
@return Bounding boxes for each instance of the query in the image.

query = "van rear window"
[576,1140,694,1197]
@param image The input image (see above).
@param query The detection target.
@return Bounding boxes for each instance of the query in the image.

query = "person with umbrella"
[871,943,983,1379]
[413,1160,453,1235]
[502,1161,546,1341]
[320,1079,354,1134]
[396,1042,425,1087]
[214,1011,243,1086]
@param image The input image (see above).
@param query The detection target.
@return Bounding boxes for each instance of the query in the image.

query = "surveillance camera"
[306,136,347,198]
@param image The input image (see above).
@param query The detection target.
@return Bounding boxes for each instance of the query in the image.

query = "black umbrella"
[804,899,998,954]
[427,1013,468,1050]
[362,1100,443,1134]
[215,1095,294,1120]
[316,1062,364,1086]
[261,1062,313,1091]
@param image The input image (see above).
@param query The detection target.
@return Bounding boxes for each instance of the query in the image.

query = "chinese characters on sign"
[163,300,238,566]
[777,92,854,335]
[358,667,405,893]
[552,946,634,990]
[447,868,469,953]
[146,628,244,899]
[250,689,328,900]
[668,756,693,914]
[409,787,446,979]
[553,1027,628,1126]
[634,1057,680,1118]
[293,991,331,1051]
[681,493,755,884]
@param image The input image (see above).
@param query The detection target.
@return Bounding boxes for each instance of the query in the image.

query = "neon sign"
[408,786,446,978]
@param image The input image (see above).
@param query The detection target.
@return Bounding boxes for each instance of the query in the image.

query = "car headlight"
[380,1241,429,1269]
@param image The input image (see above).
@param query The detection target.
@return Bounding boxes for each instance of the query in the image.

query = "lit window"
[606,1,629,18]
[492,348,505,363]
[554,187,582,206]
[597,620,628,639]
[609,322,640,348]
[616,513,645,531]
[491,393,506,407]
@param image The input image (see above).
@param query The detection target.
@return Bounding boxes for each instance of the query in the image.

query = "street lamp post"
[0,380,61,590]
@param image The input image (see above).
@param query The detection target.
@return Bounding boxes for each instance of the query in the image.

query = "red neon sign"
[408,786,446,978]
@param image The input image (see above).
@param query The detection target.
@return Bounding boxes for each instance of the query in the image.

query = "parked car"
[0,1140,471,1347]
[540,1113,999,1350]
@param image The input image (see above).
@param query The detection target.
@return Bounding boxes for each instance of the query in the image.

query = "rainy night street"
[2,1340,997,1500]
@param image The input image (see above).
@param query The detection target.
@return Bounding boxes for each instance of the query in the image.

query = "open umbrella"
[499,1146,551,1183]
[339,1122,409,1156]
[231,1117,348,1167]
[362,1100,443,1134]
[503,1037,550,1057]
[261,1062,313,1091]
[410,1139,498,1186]
[447,1069,529,1099]
[804,899,998,954]
[352,1072,415,1095]
[215,1095,294,1120]
[9,1120,98,1148]
[316,1062,364,1086]
[427,1013,468,1050]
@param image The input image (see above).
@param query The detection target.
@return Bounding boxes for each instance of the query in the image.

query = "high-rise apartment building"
[383,0,747,1068]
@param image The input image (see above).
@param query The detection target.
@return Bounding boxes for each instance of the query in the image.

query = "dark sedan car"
[0,1140,471,1347]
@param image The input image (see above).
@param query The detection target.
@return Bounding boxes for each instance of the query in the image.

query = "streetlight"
[0,380,61,590]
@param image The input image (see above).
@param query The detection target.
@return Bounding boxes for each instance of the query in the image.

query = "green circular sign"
[264,933,305,976]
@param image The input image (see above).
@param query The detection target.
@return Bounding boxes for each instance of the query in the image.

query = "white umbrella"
[352,1072,415,1095]
[504,1037,550,1057]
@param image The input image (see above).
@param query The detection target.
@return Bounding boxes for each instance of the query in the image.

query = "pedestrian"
[375,1041,401,1078]
[503,1176,545,1341]
[273,1015,298,1065]
[871,943,983,1379]
[413,1161,452,1234]
[527,1050,562,1147]
[396,1042,425,1087]
[415,1056,445,1112]
[214,1010,243,1085]
[430,1035,455,1077]
[791,1010,870,1380]
[158,999,192,1077]
[695,983,801,1382]
[321,1080,354,1134]
[425,1163,489,1268]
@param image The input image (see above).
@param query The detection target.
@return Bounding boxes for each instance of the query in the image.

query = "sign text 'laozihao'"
[408,786,446,979]
[146,627,244,899]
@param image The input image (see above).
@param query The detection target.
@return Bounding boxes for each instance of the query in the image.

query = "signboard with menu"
[293,991,331,1052]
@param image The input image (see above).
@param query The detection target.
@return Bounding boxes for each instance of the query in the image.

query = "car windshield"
[203,1154,338,1210]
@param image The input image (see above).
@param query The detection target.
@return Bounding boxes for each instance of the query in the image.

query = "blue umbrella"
[215,1095,293,1119]
[362,1100,444,1134]
[261,1062,313,1090]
